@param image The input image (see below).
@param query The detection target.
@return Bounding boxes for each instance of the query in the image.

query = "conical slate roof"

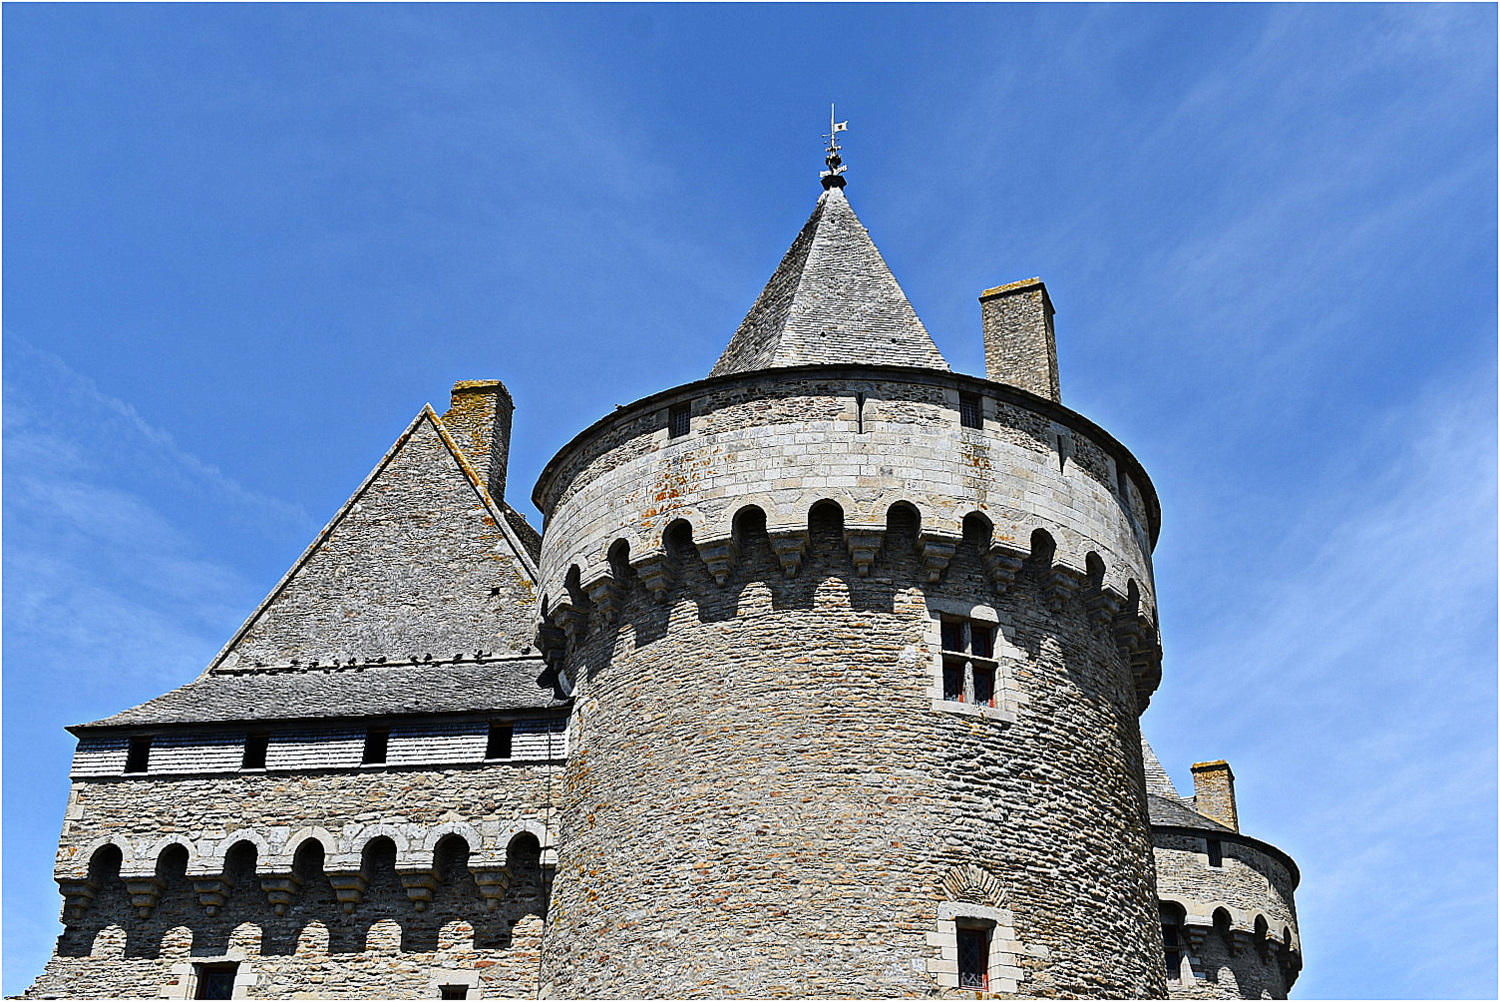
[710,185,949,376]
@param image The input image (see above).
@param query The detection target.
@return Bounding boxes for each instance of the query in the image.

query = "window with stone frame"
[956,922,992,990]
[958,391,984,430]
[193,962,238,999]
[939,617,998,707]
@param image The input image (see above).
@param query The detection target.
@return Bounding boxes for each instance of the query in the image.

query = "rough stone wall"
[441,380,515,503]
[534,375,1165,997]
[32,762,559,998]
[1154,832,1301,999]
[214,409,538,671]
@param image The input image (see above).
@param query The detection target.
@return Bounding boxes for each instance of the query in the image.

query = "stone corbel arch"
[195,829,275,877]
[136,836,199,878]
[867,491,942,531]
[278,827,338,870]
[341,824,415,870]
[419,822,486,866]
[61,833,138,880]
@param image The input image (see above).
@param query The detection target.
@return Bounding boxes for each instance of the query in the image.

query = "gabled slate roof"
[74,659,565,730]
[710,185,949,376]
[80,406,552,732]
[207,406,540,673]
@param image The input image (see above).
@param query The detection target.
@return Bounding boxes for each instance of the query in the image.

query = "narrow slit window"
[855,392,867,434]
[959,392,983,429]
[242,732,269,770]
[668,401,691,438]
[1206,838,1223,868]
[124,736,152,774]
[956,925,991,990]
[1162,924,1182,981]
[362,728,389,765]
[487,722,513,760]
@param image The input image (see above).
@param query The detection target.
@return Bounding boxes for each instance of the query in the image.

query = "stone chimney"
[441,380,514,502]
[979,278,1060,402]
[1191,760,1239,832]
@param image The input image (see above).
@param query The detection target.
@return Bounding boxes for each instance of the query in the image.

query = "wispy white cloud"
[1146,364,1496,999]
[4,336,314,697]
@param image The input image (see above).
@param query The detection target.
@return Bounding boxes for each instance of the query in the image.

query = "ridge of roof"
[710,186,949,376]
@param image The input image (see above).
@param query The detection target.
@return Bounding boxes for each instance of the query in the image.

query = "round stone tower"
[531,183,1168,997]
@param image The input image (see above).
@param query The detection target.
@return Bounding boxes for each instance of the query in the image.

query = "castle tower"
[1145,742,1303,997]
[531,182,1168,997]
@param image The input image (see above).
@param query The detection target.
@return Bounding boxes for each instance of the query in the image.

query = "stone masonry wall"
[1155,832,1301,1000]
[534,372,1166,997]
[532,369,1157,622]
[31,760,559,998]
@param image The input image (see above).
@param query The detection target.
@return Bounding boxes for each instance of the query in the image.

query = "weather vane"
[821,104,848,189]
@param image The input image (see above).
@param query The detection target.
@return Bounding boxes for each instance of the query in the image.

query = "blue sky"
[4,4,1494,997]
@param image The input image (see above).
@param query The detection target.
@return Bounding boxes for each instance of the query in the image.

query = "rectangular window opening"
[956,925,991,990]
[486,722,513,760]
[959,392,983,430]
[438,986,469,1000]
[1206,838,1223,868]
[1162,925,1182,981]
[242,732,269,770]
[973,665,996,707]
[124,736,152,774]
[940,619,964,653]
[362,728,389,765]
[970,623,995,660]
[942,658,966,703]
[668,402,691,438]
[194,962,239,1000]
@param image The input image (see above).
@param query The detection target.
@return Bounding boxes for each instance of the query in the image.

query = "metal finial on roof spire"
[820,104,849,189]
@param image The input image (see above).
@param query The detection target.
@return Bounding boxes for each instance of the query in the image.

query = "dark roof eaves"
[532,363,1162,546]
[67,699,572,737]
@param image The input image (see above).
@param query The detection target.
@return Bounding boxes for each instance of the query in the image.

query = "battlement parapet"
[540,499,1163,711]
[534,366,1161,636]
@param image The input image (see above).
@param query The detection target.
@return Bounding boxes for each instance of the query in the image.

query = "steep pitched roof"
[1141,737,1184,801]
[206,405,541,674]
[710,186,949,376]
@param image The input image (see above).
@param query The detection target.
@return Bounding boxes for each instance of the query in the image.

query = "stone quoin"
[27,167,1301,999]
